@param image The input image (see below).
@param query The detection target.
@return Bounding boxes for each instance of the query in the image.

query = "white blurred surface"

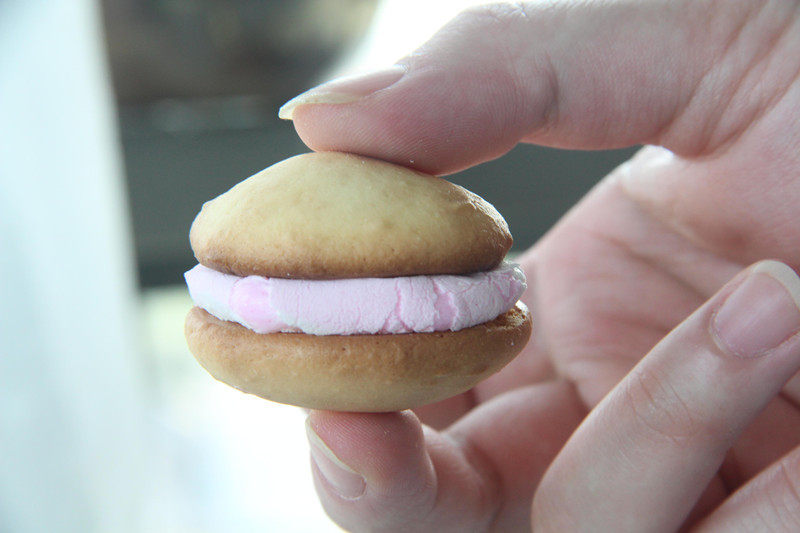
[140,287,337,533]
[332,0,490,77]
[0,1,151,531]
[0,1,335,531]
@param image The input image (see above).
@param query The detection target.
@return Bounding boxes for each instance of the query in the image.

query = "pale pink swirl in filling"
[185,262,526,335]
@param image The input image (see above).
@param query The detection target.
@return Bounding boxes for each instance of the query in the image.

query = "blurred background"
[1,0,636,532]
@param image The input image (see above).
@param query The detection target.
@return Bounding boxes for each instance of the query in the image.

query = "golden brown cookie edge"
[184,303,531,412]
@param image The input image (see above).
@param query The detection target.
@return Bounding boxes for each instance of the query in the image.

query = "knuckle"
[443,1,555,129]
[621,369,709,446]
[453,2,531,36]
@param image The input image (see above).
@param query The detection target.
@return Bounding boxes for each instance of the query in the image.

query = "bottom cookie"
[184,302,532,412]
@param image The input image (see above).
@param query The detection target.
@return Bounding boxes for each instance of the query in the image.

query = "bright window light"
[330,0,491,78]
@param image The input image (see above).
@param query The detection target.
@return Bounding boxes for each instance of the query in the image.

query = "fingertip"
[306,417,366,501]
[291,89,503,176]
[306,410,437,530]
[307,410,433,489]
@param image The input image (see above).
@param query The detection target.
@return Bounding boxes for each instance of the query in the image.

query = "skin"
[286,0,800,530]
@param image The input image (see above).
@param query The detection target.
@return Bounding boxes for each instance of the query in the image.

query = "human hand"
[282,0,800,529]
[533,260,800,531]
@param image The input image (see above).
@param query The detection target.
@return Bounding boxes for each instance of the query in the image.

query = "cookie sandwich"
[184,152,531,411]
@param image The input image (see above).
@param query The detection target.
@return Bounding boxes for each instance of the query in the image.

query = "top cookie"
[189,152,512,279]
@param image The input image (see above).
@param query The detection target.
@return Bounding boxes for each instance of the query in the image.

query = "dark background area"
[103,0,637,287]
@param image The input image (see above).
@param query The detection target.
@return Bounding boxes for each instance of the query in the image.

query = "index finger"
[282,0,781,174]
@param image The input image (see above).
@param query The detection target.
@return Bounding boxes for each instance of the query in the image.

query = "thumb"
[279,0,790,175]
[305,383,584,531]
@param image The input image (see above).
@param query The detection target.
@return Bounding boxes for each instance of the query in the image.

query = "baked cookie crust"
[185,302,531,412]
[189,152,512,279]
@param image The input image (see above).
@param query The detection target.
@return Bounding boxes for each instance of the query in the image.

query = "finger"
[695,443,800,532]
[306,382,584,532]
[280,1,795,174]
[532,260,800,532]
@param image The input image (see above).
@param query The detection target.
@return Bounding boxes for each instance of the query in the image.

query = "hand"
[533,260,800,531]
[284,0,800,529]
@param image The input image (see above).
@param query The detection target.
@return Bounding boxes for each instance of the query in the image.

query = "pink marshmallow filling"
[185,262,526,336]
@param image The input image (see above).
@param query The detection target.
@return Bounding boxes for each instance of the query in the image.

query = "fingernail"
[306,418,366,500]
[279,65,406,120]
[712,261,800,358]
